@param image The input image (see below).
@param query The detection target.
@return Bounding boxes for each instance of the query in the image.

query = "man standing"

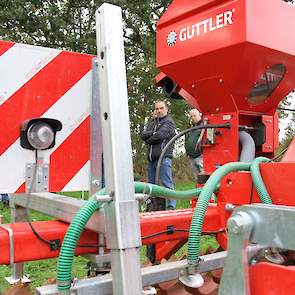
[141,101,176,210]
[185,109,203,181]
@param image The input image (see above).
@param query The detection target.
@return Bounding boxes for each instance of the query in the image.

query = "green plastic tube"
[56,183,209,292]
[134,181,203,199]
[187,162,251,265]
[57,157,273,290]
[57,191,104,292]
[250,157,272,205]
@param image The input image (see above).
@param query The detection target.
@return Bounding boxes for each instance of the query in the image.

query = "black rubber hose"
[155,123,231,185]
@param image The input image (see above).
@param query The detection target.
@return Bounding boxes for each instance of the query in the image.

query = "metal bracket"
[1,224,30,284]
[25,162,49,192]
[0,224,14,267]
[82,254,111,265]
[206,128,215,144]
[219,204,295,295]
[219,211,253,295]
[36,245,264,294]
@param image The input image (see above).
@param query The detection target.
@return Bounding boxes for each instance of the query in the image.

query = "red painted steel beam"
[140,206,221,245]
[218,163,295,206]
[0,220,98,265]
[250,263,295,295]
[0,207,221,265]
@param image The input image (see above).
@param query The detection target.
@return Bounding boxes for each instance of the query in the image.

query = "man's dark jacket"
[185,121,203,158]
[141,115,176,162]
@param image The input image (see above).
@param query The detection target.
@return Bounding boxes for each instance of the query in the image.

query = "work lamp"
[20,118,62,150]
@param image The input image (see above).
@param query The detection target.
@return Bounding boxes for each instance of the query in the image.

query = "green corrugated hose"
[57,189,105,292]
[250,157,272,204]
[134,181,203,199]
[187,162,251,265]
[187,158,273,266]
[56,183,211,292]
[57,158,271,290]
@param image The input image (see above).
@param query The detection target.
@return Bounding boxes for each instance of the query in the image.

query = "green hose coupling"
[187,162,251,266]
[250,157,272,205]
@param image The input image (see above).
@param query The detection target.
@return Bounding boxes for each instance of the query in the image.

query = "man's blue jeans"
[1,194,9,206]
[147,157,176,209]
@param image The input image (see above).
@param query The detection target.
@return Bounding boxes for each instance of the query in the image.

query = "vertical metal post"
[6,200,30,284]
[90,57,105,264]
[90,57,103,195]
[96,3,142,295]
[8,154,46,284]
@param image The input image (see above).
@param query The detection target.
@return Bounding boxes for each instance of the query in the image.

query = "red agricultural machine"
[0,1,295,294]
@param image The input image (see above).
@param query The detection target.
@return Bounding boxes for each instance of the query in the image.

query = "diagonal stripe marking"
[0,51,92,156]
[0,43,61,105]
[0,41,15,56]
[49,117,90,192]
[61,161,90,192]
[2,71,91,193]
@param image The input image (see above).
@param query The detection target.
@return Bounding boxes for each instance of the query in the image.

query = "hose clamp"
[142,183,153,196]
[57,279,73,287]
[147,184,153,197]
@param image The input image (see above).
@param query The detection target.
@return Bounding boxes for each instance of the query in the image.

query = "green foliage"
[275,135,294,161]
[0,256,88,293]
[279,92,295,139]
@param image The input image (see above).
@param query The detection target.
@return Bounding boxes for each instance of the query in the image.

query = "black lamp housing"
[20,118,62,150]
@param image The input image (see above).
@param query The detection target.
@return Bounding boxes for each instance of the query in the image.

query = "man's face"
[155,102,168,118]
[190,110,201,124]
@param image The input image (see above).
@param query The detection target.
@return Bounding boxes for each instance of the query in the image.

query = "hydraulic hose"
[134,181,203,199]
[57,158,273,288]
[155,123,231,185]
[250,157,272,204]
[57,191,104,292]
[56,183,213,292]
[187,162,251,266]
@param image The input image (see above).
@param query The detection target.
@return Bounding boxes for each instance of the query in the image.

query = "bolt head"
[229,216,244,234]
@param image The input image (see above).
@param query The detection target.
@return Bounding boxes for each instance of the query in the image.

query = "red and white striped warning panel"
[0,41,95,193]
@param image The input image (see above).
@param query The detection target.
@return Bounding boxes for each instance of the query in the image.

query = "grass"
[0,182,218,292]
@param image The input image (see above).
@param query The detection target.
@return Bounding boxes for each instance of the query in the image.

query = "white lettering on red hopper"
[179,10,234,42]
